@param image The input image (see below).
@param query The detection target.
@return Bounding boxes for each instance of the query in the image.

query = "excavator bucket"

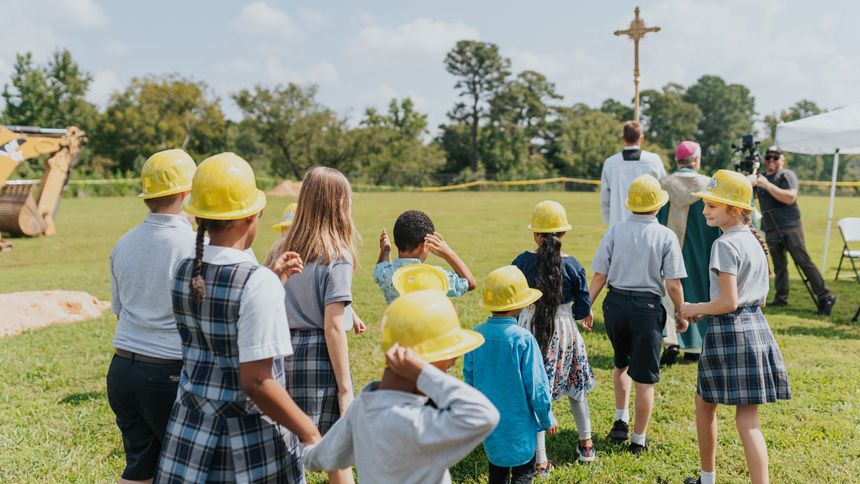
[0,183,49,237]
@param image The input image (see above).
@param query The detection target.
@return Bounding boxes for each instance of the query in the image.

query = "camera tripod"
[763,210,821,312]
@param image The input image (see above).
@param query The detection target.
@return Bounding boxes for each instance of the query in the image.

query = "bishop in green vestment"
[658,142,721,356]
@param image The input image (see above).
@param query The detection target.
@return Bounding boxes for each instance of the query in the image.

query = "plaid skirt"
[283,329,350,435]
[698,306,792,405]
[155,390,304,484]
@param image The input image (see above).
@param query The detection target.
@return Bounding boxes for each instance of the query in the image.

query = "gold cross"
[614,7,661,122]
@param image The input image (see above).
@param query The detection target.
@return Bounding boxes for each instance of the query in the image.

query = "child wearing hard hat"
[513,200,596,470]
[153,153,320,483]
[107,149,199,483]
[301,290,500,484]
[678,171,791,484]
[374,209,476,304]
[464,266,557,483]
[586,174,689,455]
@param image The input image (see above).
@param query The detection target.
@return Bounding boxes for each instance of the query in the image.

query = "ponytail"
[533,233,563,355]
[190,219,207,300]
[741,210,773,276]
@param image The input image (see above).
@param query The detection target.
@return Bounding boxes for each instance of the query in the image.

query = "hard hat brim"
[138,183,193,200]
[478,288,542,312]
[624,190,670,212]
[272,221,293,232]
[527,224,572,233]
[371,329,485,366]
[183,189,267,220]
[691,191,754,211]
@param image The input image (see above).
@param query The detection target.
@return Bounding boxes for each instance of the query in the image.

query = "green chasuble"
[658,168,722,350]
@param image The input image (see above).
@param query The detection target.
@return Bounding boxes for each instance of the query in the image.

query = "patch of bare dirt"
[0,291,110,337]
[267,180,302,197]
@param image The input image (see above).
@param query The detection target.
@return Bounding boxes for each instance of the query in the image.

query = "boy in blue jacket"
[465,266,558,484]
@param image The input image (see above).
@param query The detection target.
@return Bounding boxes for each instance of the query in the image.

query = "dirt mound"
[267,180,303,197]
[0,291,111,337]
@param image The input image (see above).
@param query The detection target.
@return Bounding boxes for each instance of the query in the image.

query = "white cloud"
[348,17,480,65]
[214,58,262,75]
[229,1,302,40]
[351,12,374,26]
[87,69,122,109]
[264,59,339,86]
[103,40,128,56]
[508,48,567,77]
[299,8,326,27]
[53,0,109,28]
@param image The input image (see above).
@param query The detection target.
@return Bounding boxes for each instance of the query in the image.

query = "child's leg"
[568,395,593,445]
[488,462,512,484]
[696,394,718,473]
[736,404,769,484]
[613,367,632,413]
[534,431,547,469]
[509,455,537,484]
[632,382,654,437]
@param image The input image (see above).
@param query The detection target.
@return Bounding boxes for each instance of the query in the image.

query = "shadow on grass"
[772,323,860,341]
[59,391,105,405]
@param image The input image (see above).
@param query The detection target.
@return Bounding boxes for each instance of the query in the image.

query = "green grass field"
[1,192,859,483]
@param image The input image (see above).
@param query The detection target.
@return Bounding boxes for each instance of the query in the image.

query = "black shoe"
[628,437,649,456]
[683,352,700,362]
[768,299,788,307]
[660,344,680,366]
[608,420,629,441]
[683,478,700,484]
[818,296,836,316]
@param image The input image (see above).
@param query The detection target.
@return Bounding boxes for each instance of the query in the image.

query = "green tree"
[444,40,511,172]
[96,74,226,173]
[600,98,635,123]
[683,75,756,170]
[640,83,703,151]
[548,105,624,178]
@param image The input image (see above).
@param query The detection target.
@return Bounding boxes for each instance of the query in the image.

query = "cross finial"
[613,6,661,122]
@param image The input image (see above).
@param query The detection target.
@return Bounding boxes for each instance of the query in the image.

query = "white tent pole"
[822,149,840,271]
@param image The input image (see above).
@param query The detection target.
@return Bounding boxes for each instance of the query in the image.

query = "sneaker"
[683,478,700,484]
[683,352,700,362]
[660,344,680,366]
[577,444,596,462]
[628,437,649,456]
[608,420,629,441]
[537,460,553,479]
[818,296,836,316]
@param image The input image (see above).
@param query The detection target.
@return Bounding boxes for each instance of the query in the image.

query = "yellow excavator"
[0,125,86,251]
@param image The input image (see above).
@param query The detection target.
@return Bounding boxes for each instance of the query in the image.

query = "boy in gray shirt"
[585,174,688,455]
[107,149,197,483]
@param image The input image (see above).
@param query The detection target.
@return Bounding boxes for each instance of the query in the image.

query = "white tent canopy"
[775,102,860,271]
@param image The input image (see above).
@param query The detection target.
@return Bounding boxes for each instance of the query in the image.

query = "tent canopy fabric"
[775,102,860,154]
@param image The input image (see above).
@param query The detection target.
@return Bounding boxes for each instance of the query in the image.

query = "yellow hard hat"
[392,264,450,296]
[625,174,669,212]
[272,202,297,232]
[138,149,196,199]
[371,289,484,365]
[692,170,754,210]
[528,200,572,233]
[479,265,542,312]
[182,152,267,220]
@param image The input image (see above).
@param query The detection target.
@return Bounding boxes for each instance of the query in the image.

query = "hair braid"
[741,210,773,276]
[533,233,563,355]
[190,219,207,300]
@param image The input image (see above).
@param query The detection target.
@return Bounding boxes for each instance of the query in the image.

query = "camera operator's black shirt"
[756,169,801,232]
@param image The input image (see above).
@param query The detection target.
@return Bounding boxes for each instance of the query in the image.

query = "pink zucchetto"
[675,141,700,161]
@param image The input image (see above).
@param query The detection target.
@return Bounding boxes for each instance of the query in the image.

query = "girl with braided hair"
[679,170,791,484]
[512,200,596,473]
[155,153,319,484]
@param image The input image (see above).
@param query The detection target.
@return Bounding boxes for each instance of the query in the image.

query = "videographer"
[748,146,836,315]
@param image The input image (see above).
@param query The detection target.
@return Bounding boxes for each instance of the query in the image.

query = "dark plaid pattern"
[698,306,792,405]
[155,259,304,483]
[283,329,343,435]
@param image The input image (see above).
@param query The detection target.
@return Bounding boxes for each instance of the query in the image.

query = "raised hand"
[379,228,391,252]
[385,342,427,381]
[424,232,452,258]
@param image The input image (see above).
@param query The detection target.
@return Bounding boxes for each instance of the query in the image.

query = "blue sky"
[3,0,859,136]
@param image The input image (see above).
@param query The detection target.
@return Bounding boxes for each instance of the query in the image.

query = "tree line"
[2,44,857,188]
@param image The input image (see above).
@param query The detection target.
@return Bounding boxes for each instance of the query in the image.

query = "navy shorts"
[602,291,666,384]
[106,354,181,480]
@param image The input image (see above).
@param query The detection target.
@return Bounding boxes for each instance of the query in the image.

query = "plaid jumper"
[154,259,304,484]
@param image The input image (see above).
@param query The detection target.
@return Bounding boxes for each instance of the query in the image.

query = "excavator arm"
[0,125,86,250]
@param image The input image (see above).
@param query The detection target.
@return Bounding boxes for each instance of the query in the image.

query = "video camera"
[731,134,761,175]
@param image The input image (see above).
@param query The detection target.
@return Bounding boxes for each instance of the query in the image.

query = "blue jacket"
[464,316,556,467]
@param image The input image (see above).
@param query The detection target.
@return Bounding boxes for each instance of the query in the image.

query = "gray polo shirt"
[591,214,687,296]
[283,256,353,331]
[110,213,197,359]
[709,225,769,307]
